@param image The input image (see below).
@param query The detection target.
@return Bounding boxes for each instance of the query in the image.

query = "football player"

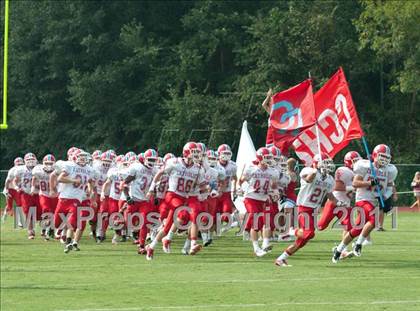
[13,153,40,239]
[95,151,115,242]
[238,147,279,257]
[332,144,397,263]
[145,142,206,260]
[55,150,96,253]
[122,149,159,254]
[279,158,299,241]
[275,153,340,267]
[32,154,58,240]
[217,144,237,225]
[318,151,361,256]
[267,146,290,249]
[2,157,24,223]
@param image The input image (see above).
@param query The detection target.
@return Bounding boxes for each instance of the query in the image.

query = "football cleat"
[274,259,292,267]
[362,239,373,246]
[340,250,354,260]
[64,243,73,254]
[332,247,341,264]
[189,244,202,255]
[137,247,146,255]
[254,249,267,257]
[111,237,119,245]
[145,245,154,261]
[162,238,171,253]
[28,234,35,240]
[72,242,80,251]
[181,247,189,255]
[262,245,273,252]
[353,243,362,257]
[203,239,213,247]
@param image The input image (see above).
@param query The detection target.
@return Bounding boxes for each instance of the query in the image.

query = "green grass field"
[1,213,420,311]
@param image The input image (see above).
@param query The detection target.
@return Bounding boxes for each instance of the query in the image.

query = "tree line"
[0,0,419,165]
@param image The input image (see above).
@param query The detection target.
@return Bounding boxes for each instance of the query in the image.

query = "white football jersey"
[353,160,395,203]
[333,166,354,206]
[14,165,34,194]
[163,158,205,198]
[32,165,55,197]
[106,167,122,200]
[274,168,290,195]
[93,163,109,195]
[198,166,226,201]
[156,173,169,199]
[118,167,131,201]
[297,167,334,209]
[59,162,94,202]
[128,163,157,201]
[383,164,398,199]
[218,160,237,193]
[6,166,23,188]
[53,160,70,194]
[243,165,279,201]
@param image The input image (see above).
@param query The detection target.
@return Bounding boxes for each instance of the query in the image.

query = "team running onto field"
[2,142,398,266]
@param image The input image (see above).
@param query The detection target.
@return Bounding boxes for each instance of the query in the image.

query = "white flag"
[235,120,256,179]
[233,121,256,214]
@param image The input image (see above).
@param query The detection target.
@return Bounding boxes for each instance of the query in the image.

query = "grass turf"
[1,212,420,311]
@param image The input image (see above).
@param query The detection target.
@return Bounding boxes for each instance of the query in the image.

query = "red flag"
[267,79,316,154]
[293,68,364,165]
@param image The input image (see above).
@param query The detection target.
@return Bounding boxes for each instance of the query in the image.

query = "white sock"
[288,228,296,237]
[277,251,289,261]
[166,231,174,241]
[262,238,270,249]
[150,238,158,249]
[208,232,212,239]
[191,239,197,248]
[337,242,347,253]
[252,240,260,252]
[202,232,208,242]
[183,239,191,249]
[356,235,366,245]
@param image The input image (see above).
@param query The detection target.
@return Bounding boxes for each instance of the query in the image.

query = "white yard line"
[56,300,420,311]
[3,275,420,288]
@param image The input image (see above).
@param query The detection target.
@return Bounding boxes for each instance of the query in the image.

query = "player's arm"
[122,175,136,198]
[146,168,165,199]
[352,174,375,188]
[326,192,338,205]
[232,175,238,197]
[302,170,317,183]
[261,88,273,114]
[31,175,38,195]
[49,171,59,196]
[101,178,111,201]
[57,171,80,186]
[87,179,97,207]
[12,175,21,191]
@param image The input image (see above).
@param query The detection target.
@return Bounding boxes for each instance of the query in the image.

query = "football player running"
[217,144,237,227]
[32,154,58,240]
[122,149,159,254]
[13,153,40,239]
[332,144,397,263]
[275,153,340,267]
[101,154,125,244]
[238,147,279,257]
[318,151,361,257]
[95,151,115,242]
[267,146,290,249]
[2,157,24,223]
[145,142,206,260]
[56,150,96,253]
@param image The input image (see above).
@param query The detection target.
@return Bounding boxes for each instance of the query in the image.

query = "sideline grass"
[1,213,420,311]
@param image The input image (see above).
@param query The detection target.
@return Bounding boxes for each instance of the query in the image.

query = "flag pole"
[308,71,322,157]
[1,0,9,130]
